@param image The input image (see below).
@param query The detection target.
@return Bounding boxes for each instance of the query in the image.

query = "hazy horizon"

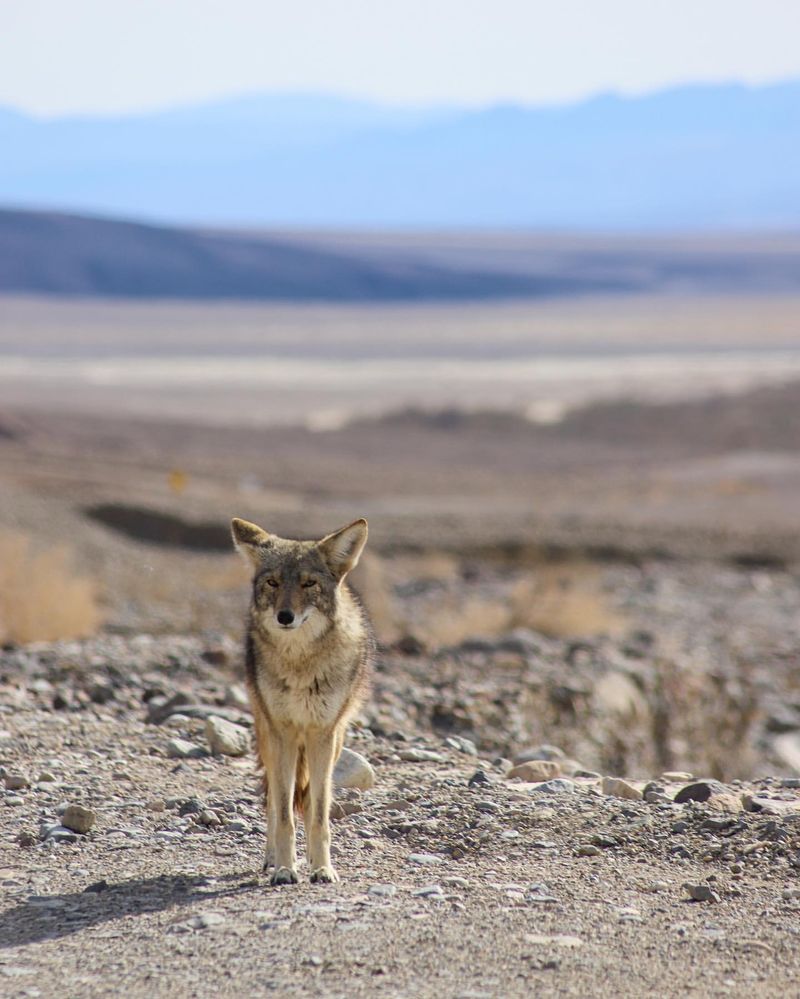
[2,1,800,116]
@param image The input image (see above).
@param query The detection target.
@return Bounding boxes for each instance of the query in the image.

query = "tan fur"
[232,517,372,885]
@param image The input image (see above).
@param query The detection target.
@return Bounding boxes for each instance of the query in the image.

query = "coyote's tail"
[294,745,309,814]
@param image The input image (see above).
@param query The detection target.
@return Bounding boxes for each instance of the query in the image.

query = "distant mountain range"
[2,207,800,301]
[1,82,800,228]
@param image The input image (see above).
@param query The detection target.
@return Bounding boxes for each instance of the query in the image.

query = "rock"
[333,748,375,790]
[197,809,221,826]
[529,779,576,795]
[88,682,115,704]
[5,796,24,806]
[37,772,57,783]
[368,884,397,897]
[601,777,643,801]
[674,780,727,804]
[507,760,561,782]
[706,793,743,813]
[411,885,444,898]
[205,716,250,757]
[513,745,565,764]
[397,748,445,763]
[41,823,79,843]
[61,804,96,834]
[4,774,28,791]
[576,844,601,857]
[742,795,800,816]
[662,771,694,782]
[407,853,444,866]
[467,770,491,787]
[444,736,478,756]
[166,738,206,760]
[224,683,250,710]
[224,819,249,832]
[684,883,720,903]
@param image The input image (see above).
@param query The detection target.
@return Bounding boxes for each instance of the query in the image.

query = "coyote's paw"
[270,866,298,886]
[309,865,339,884]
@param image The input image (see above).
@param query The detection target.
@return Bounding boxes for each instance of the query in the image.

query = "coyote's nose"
[277,609,295,627]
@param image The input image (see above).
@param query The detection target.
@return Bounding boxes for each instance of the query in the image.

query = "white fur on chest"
[254,630,353,729]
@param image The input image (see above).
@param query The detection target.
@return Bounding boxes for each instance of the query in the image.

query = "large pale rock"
[601,776,643,801]
[507,760,561,782]
[205,716,250,757]
[61,804,96,834]
[333,748,375,790]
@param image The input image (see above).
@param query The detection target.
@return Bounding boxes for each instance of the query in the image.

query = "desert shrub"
[0,532,100,643]
[510,562,626,639]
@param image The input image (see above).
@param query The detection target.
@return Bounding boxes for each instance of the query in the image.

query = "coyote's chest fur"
[247,599,368,730]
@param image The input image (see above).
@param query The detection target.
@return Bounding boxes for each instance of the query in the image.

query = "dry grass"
[0,532,101,643]
[510,562,626,639]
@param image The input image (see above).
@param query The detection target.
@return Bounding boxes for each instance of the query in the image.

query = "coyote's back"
[232,516,372,885]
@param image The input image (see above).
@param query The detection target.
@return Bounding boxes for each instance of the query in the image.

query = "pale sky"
[1,0,799,116]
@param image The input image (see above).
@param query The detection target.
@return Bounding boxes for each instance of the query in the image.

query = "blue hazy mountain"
[1,83,799,227]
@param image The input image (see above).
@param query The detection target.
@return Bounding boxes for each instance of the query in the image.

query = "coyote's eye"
[265,578,279,588]
[301,579,316,588]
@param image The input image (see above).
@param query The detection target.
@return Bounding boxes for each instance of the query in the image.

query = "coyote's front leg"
[266,726,299,885]
[305,728,339,883]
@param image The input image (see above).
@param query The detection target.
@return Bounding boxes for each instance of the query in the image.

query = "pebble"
[407,853,444,866]
[5,774,29,790]
[684,882,720,903]
[411,885,443,898]
[166,738,206,760]
[61,804,96,834]
[601,777,643,801]
[41,824,79,844]
[368,884,397,897]
[5,796,24,807]
[444,736,478,756]
[224,683,250,710]
[507,760,561,782]
[577,844,601,857]
[333,748,376,790]
[662,772,694,782]
[197,809,221,826]
[397,748,445,763]
[224,819,249,832]
[205,716,250,757]
[528,779,576,796]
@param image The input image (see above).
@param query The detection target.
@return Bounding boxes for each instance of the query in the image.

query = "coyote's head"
[231,517,368,636]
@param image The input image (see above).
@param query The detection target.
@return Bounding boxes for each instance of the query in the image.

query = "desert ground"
[2,291,800,997]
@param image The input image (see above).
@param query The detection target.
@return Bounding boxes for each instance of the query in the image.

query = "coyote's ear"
[318,518,368,580]
[231,517,273,570]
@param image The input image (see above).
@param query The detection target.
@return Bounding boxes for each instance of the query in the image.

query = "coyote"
[231,516,372,885]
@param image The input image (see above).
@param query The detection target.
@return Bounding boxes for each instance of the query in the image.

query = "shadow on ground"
[1,871,261,948]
